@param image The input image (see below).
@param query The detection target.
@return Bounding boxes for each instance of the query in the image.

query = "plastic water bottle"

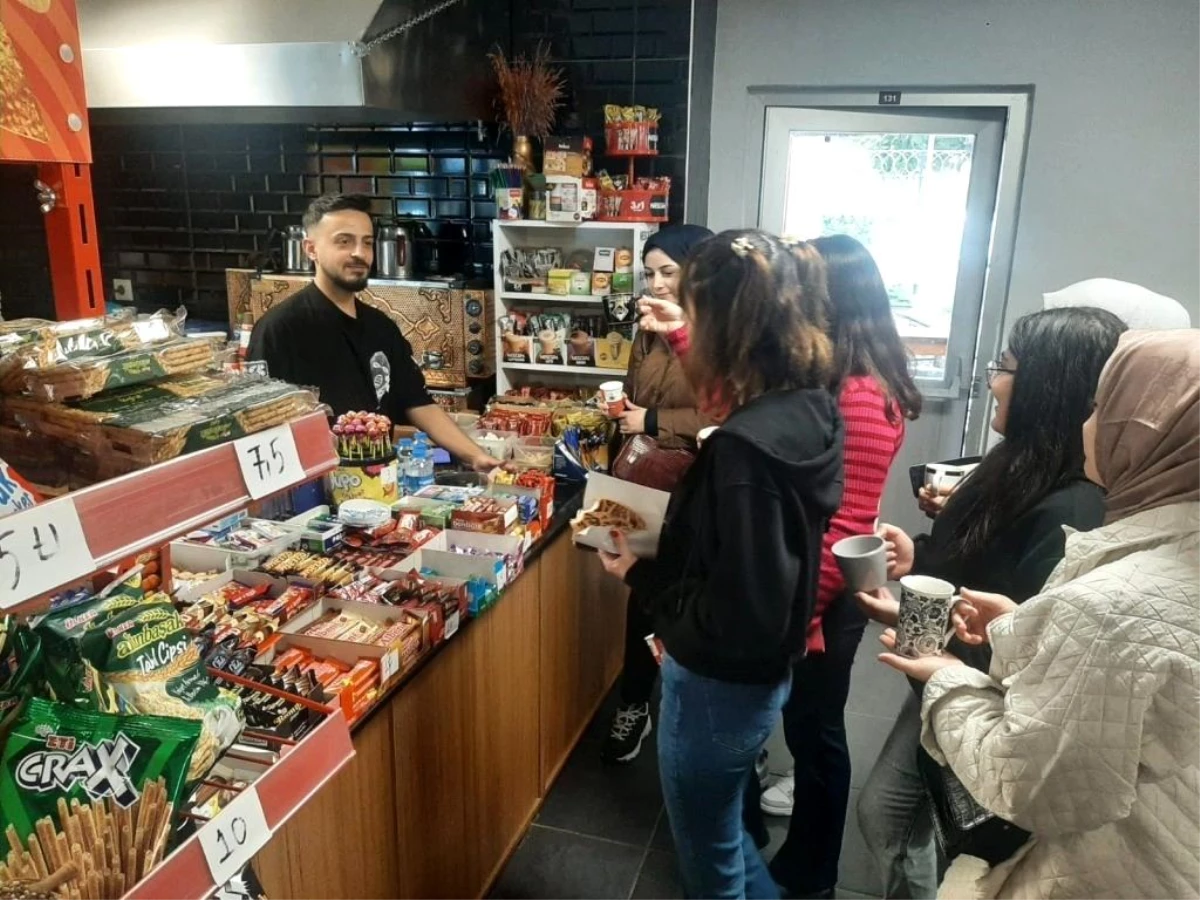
[409,442,435,492]
[395,439,413,495]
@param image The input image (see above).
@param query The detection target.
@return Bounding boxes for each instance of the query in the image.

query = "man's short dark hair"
[302,193,372,232]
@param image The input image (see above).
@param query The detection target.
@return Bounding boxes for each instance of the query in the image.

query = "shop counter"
[252,487,629,899]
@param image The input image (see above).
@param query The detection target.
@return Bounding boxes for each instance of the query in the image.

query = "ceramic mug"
[832,534,887,593]
[895,575,958,658]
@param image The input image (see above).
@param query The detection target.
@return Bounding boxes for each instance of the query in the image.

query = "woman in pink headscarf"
[881,329,1200,898]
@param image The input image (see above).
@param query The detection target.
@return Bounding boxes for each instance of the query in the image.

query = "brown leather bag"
[611,433,695,492]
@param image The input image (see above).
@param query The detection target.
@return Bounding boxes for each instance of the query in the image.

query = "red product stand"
[1,0,104,319]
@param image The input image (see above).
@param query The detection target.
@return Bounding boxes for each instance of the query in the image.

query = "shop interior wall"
[704,0,1200,329]
[0,0,692,324]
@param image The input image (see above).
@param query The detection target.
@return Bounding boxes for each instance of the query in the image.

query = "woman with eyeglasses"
[853,305,1126,898]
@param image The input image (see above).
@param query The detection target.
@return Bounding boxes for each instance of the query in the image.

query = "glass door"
[759,106,1008,534]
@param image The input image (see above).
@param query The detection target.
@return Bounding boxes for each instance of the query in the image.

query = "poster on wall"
[0,0,92,164]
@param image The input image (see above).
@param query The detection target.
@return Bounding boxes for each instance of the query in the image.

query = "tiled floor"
[491,623,907,900]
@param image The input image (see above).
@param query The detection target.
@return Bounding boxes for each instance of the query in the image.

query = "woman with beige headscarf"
[878,329,1200,899]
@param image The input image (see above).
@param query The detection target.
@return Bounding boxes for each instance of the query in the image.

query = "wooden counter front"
[254,528,628,899]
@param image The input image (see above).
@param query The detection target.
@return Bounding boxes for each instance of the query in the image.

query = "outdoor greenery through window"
[782,132,976,380]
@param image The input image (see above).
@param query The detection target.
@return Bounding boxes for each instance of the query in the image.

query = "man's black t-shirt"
[247,282,433,421]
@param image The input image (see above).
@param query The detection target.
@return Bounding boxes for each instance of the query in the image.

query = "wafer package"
[22,337,226,402]
[0,698,198,897]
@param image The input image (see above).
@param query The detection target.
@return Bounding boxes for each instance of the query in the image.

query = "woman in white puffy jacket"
[878,329,1200,899]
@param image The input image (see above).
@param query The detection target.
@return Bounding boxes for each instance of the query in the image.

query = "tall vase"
[513,135,534,171]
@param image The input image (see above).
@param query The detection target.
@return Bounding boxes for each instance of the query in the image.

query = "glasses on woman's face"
[985,360,1017,386]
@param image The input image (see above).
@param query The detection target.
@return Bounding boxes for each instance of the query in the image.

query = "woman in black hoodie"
[599,230,843,899]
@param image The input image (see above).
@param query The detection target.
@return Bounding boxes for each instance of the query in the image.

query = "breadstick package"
[0,698,199,896]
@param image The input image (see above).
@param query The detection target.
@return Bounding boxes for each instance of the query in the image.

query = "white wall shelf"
[492,219,656,394]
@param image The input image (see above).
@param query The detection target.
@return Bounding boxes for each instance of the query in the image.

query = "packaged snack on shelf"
[22,336,225,402]
[6,373,322,467]
[36,582,244,781]
[0,454,39,517]
[0,308,169,393]
[0,697,200,896]
[595,323,635,369]
[451,495,518,535]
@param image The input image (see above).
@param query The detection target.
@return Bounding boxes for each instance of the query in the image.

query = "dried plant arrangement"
[488,43,566,139]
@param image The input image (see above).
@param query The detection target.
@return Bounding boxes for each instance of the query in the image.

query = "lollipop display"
[333,411,393,461]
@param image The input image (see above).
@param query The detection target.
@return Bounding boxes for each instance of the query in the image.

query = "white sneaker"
[760,772,795,816]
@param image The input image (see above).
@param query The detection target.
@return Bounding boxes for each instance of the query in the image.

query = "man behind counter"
[248,193,502,472]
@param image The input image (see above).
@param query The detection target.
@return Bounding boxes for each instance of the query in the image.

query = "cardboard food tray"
[571,472,669,558]
[395,530,524,590]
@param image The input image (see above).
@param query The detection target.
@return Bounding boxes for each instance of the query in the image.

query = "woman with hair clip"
[854,305,1127,898]
[598,231,843,899]
[759,235,923,900]
[881,329,1199,899]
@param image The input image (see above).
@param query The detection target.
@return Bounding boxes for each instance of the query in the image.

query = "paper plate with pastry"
[570,472,669,558]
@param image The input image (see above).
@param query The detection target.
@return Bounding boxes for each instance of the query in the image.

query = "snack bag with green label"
[0,697,200,840]
[36,576,243,781]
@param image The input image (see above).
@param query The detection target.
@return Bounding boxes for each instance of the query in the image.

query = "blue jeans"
[856,691,939,898]
[658,654,791,899]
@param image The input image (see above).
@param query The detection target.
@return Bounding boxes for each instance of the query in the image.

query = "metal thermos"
[284,225,310,273]
[378,222,413,279]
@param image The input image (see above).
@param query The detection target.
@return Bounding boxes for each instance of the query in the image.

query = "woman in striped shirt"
[764,235,922,899]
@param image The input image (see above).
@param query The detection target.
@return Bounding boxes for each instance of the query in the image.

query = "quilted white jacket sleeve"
[920,574,1198,835]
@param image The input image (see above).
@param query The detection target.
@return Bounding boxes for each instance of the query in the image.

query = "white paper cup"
[895,575,958,658]
[924,462,978,493]
[599,380,626,417]
[696,426,718,446]
[832,534,887,592]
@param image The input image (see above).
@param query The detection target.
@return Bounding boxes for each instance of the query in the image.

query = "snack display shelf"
[500,363,626,377]
[3,411,337,615]
[494,219,645,231]
[124,708,356,900]
[498,292,604,304]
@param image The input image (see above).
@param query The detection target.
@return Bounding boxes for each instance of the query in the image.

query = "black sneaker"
[601,702,652,764]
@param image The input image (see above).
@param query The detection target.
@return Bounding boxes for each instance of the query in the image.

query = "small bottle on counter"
[405,443,435,494]
[395,439,413,495]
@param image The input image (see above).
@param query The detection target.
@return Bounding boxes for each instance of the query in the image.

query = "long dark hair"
[682,230,833,409]
[810,235,922,422]
[943,306,1126,558]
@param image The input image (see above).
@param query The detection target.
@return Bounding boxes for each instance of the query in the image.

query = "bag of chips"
[36,576,242,781]
[0,697,200,890]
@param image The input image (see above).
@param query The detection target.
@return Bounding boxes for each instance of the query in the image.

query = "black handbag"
[917,747,1031,865]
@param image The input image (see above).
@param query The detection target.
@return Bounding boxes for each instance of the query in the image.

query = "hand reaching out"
[637,296,686,334]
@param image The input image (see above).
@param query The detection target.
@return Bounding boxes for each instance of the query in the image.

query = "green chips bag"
[0,697,200,837]
[37,576,243,781]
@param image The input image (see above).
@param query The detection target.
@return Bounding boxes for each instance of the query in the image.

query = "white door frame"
[738,87,1032,455]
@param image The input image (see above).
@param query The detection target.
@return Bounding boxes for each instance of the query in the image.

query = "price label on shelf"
[198,785,271,885]
[233,424,304,499]
[380,648,400,684]
[0,497,96,610]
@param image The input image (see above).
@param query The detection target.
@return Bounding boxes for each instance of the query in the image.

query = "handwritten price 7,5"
[233,425,304,499]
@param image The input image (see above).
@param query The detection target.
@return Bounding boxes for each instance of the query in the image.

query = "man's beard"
[320,261,369,293]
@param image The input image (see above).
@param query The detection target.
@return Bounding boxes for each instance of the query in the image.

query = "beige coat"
[625,330,718,451]
[922,502,1200,899]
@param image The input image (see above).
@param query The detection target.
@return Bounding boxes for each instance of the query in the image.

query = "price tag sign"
[234,424,304,499]
[380,648,400,684]
[198,785,271,885]
[0,497,96,610]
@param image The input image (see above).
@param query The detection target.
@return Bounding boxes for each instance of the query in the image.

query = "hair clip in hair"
[731,236,755,257]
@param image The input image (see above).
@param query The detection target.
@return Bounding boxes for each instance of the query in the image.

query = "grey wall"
[705,0,1199,328]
